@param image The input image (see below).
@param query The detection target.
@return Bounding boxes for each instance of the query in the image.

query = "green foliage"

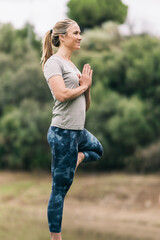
[80,22,121,51]
[73,27,160,171]
[105,36,160,99]
[0,62,50,113]
[15,23,42,56]
[0,22,41,56]
[0,23,52,170]
[126,140,160,173]
[85,85,153,169]
[0,99,51,170]
[67,0,128,30]
[1,16,160,172]
[0,23,15,53]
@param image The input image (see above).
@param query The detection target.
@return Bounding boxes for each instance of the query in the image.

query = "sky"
[0,0,160,37]
[121,0,160,37]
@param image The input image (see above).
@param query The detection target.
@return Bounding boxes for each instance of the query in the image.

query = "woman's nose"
[79,34,82,40]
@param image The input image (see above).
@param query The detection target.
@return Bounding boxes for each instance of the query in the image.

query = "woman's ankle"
[50,232,62,240]
[76,152,85,169]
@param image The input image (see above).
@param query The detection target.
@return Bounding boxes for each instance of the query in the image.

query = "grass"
[0,171,159,240]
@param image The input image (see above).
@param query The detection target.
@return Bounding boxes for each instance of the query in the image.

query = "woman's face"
[61,23,82,50]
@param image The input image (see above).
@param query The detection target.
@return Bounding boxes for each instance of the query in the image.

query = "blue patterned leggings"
[47,126,103,233]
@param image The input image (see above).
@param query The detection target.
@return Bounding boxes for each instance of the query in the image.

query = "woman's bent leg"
[78,129,103,163]
[47,127,78,234]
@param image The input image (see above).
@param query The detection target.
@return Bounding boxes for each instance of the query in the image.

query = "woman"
[41,18,103,240]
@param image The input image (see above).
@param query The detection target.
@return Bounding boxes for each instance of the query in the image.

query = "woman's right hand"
[79,64,93,89]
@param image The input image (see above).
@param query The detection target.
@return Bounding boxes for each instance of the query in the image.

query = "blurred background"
[0,0,160,239]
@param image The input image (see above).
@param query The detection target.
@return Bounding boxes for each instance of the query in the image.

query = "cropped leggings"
[47,126,103,233]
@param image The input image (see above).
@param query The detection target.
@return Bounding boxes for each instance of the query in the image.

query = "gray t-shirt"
[44,55,86,130]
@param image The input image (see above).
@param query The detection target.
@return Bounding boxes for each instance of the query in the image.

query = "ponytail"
[41,30,53,70]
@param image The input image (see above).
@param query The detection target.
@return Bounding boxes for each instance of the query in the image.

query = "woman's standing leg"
[47,127,78,240]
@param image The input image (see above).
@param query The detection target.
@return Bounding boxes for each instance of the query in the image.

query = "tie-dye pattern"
[47,126,103,233]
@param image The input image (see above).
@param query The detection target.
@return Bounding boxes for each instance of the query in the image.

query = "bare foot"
[50,232,62,240]
[76,152,85,170]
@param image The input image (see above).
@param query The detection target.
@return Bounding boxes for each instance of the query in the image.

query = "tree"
[0,23,41,56]
[0,99,51,170]
[1,20,160,172]
[67,0,128,31]
[0,23,52,170]
[0,62,50,114]
[73,26,160,171]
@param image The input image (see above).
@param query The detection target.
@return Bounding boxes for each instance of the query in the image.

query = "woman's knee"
[98,142,104,157]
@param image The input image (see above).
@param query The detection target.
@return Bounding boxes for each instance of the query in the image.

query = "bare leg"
[76,152,85,170]
[51,232,62,240]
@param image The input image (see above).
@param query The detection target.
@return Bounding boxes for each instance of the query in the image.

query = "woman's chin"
[74,46,81,50]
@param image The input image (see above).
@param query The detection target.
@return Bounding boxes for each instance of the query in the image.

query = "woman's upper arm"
[48,75,66,102]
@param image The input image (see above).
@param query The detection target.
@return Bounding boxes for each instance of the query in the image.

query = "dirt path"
[0,171,160,240]
[63,172,160,240]
[64,198,160,240]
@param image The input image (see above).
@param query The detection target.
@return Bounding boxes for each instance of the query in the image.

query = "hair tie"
[50,29,53,34]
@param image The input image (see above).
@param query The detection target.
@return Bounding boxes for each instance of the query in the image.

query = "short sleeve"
[44,58,63,82]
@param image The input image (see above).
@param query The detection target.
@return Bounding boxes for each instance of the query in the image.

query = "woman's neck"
[56,46,72,61]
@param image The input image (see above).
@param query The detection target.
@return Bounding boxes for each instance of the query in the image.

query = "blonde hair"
[41,18,76,70]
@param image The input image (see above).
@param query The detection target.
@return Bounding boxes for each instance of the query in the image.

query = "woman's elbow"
[86,101,91,111]
[55,93,68,102]
[86,105,90,112]
[54,89,71,102]
[55,95,66,102]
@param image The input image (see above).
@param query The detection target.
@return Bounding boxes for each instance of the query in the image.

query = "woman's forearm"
[57,85,88,102]
[85,87,91,111]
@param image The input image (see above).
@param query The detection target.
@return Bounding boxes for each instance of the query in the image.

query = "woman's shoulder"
[43,55,64,80]
[45,54,63,66]
[44,55,64,73]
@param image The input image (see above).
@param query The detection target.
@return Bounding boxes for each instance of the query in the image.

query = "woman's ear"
[59,34,65,43]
